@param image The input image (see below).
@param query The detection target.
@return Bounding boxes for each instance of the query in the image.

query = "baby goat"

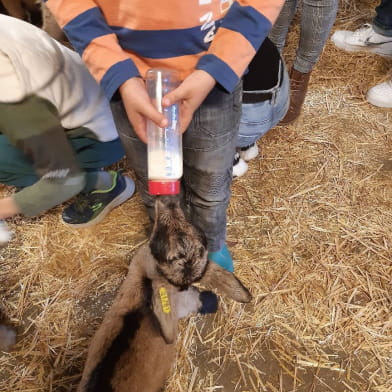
[78,196,251,392]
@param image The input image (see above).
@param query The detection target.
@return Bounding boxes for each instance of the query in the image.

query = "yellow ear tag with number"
[159,287,171,314]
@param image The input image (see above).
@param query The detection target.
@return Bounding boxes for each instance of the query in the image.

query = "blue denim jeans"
[374,0,392,37]
[111,84,242,253]
[237,60,290,148]
[269,0,338,73]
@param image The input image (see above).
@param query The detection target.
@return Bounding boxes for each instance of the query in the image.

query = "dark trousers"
[269,0,339,73]
[0,135,124,187]
[374,0,392,36]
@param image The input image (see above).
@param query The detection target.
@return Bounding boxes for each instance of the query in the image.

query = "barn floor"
[1,1,391,391]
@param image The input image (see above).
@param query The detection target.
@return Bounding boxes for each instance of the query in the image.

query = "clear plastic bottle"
[146,68,182,195]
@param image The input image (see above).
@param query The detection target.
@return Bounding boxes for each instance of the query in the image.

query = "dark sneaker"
[62,171,135,227]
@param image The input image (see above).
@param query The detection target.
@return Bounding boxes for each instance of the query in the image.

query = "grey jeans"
[111,83,242,253]
[269,0,338,73]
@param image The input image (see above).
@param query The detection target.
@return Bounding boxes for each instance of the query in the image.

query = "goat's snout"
[156,195,178,210]
[150,196,208,288]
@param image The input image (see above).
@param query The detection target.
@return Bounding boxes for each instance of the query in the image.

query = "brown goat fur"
[149,195,209,289]
[78,195,251,391]
[79,245,195,391]
[78,244,250,392]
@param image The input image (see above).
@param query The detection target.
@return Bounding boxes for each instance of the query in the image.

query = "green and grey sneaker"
[62,171,135,227]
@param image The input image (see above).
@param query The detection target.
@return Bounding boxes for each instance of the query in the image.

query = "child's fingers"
[140,102,168,129]
[130,112,148,143]
[162,87,185,108]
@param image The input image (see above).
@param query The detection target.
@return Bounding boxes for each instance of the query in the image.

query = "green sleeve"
[13,173,86,217]
[0,95,85,217]
[0,95,60,143]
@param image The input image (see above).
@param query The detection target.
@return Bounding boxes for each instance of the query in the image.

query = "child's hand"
[0,196,20,220]
[119,77,168,143]
[0,220,13,245]
[162,70,216,132]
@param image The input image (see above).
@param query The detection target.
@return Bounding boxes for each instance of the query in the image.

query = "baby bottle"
[146,68,182,195]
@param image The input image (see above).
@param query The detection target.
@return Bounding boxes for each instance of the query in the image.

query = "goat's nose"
[159,195,180,208]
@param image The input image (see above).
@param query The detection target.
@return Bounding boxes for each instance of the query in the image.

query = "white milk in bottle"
[146,69,182,195]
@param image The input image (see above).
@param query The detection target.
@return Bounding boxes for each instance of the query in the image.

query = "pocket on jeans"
[238,101,272,139]
[185,87,241,152]
[119,130,139,143]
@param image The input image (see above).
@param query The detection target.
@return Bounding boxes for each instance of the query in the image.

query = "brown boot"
[280,68,311,125]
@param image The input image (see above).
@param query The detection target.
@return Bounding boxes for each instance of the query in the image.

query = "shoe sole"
[332,40,392,58]
[62,177,136,228]
[366,94,392,108]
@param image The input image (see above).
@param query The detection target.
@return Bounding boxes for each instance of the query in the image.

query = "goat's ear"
[199,262,252,303]
[151,279,178,344]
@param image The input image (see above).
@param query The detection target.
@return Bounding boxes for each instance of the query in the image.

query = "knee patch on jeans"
[184,168,231,204]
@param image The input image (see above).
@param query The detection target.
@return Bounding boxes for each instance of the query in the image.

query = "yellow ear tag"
[159,287,171,314]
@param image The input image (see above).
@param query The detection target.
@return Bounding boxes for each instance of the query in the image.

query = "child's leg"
[182,84,242,255]
[0,95,85,217]
[67,136,125,192]
[294,0,338,74]
[0,134,39,187]
[269,0,298,52]
[0,95,129,224]
[373,0,392,37]
[61,136,134,227]
[68,136,125,171]
[0,134,125,190]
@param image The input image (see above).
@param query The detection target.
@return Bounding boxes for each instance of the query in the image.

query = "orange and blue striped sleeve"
[197,0,285,93]
[45,0,284,97]
[44,0,140,100]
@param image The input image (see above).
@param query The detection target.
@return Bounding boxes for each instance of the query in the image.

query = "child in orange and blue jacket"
[46,0,285,272]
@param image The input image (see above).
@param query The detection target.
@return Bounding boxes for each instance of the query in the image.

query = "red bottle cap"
[148,180,180,195]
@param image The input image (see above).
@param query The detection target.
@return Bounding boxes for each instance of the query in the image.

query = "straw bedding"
[0,0,391,390]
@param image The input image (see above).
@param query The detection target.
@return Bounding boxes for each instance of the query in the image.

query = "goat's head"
[149,195,208,289]
[147,196,251,343]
